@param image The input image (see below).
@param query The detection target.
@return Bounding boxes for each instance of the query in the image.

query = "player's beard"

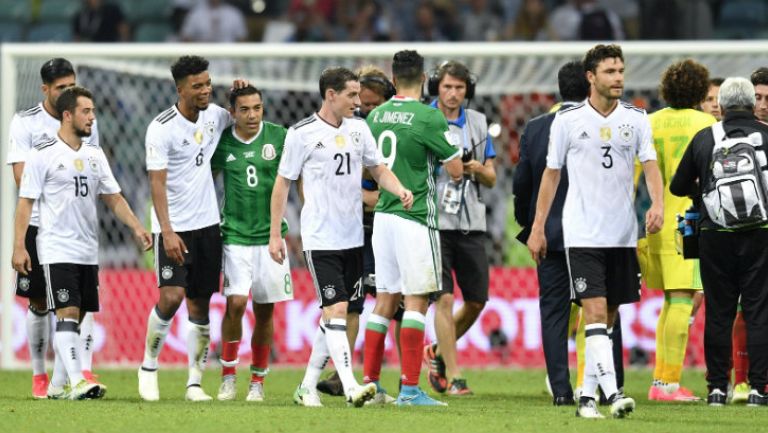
[74,125,91,137]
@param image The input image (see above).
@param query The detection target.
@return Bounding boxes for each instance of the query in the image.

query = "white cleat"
[609,394,636,419]
[347,383,377,408]
[365,390,396,405]
[70,379,104,400]
[47,383,70,400]
[185,385,213,402]
[293,385,322,407]
[246,382,265,402]
[138,368,159,401]
[576,398,605,419]
[217,375,237,401]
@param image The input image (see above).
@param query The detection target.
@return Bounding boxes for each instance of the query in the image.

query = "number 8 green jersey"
[367,97,461,228]
[211,122,289,245]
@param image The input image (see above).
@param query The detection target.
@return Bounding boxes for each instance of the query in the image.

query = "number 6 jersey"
[18,138,121,265]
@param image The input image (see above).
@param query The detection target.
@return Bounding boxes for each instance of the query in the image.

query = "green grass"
[0,368,763,433]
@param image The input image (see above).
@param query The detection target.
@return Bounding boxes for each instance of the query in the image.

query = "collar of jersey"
[429,99,466,127]
[391,95,418,102]
[231,122,263,144]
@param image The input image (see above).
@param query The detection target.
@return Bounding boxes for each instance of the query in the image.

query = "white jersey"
[278,113,381,251]
[546,100,656,248]
[18,137,121,265]
[6,102,100,226]
[145,104,230,233]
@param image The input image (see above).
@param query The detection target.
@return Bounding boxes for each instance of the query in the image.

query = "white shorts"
[372,212,441,296]
[222,243,294,304]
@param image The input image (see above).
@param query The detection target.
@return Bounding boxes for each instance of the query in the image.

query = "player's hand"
[162,230,187,266]
[399,188,413,211]
[463,160,482,175]
[134,227,153,252]
[268,235,286,264]
[12,247,31,275]
[526,228,547,265]
[645,204,664,234]
[232,78,249,90]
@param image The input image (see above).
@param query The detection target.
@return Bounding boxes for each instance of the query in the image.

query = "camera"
[675,205,700,259]
[461,148,473,163]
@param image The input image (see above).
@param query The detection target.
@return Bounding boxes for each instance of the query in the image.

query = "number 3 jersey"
[278,113,381,251]
[546,101,656,248]
[212,122,289,245]
[18,138,121,265]
[145,104,230,233]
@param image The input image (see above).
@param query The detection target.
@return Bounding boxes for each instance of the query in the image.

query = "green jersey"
[211,122,288,245]
[367,97,461,228]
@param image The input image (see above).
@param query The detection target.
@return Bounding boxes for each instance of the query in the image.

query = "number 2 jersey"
[18,138,121,265]
[546,100,656,248]
[212,122,289,245]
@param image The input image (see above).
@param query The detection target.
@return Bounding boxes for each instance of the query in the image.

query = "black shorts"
[43,263,100,312]
[566,247,641,306]
[349,228,377,315]
[15,225,46,299]
[155,224,222,299]
[305,247,363,308]
[433,231,490,303]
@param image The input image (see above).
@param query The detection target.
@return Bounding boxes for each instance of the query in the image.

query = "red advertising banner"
[6,267,704,367]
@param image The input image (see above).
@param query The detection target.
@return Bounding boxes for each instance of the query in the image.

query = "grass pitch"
[0,368,762,433]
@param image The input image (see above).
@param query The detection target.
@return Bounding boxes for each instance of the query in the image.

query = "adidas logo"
[226,153,236,162]
[182,139,191,147]
[315,142,325,149]
[579,131,590,140]
[56,163,66,171]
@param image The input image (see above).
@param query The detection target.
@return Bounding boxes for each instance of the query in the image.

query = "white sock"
[585,323,618,400]
[300,324,330,390]
[26,308,50,376]
[142,307,172,370]
[50,334,68,387]
[324,318,358,394]
[79,313,95,372]
[53,320,85,385]
[186,320,210,387]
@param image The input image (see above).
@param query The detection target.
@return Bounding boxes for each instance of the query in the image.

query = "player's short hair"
[434,60,471,86]
[357,65,393,98]
[229,85,263,108]
[40,58,75,84]
[557,61,589,102]
[659,59,709,109]
[718,77,756,109]
[171,55,209,84]
[750,67,768,86]
[583,44,624,74]
[319,67,358,99]
[392,50,424,87]
[709,77,724,87]
[55,86,93,116]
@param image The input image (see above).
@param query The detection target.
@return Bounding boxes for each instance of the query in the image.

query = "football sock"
[187,319,210,387]
[220,340,239,377]
[661,297,693,384]
[732,309,749,384]
[301,323,330,390]
[324,318,359,393]
[141,306,172,370]
[363,314,389,384]
[54,319,85,385]
[585,323,618,399]
[575,313,585,389]
[251,343,270,384]
[27,307,50,376]
[400,311,426,387]
[653,293,670,384]
[50,333,68,388]
[79,312,95,373]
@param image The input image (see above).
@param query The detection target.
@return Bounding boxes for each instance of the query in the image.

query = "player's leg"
[79,313,97,382]
[731,303,750,403]
[644,251,668,399]
[428,231,456,394]
[660,289,698,400]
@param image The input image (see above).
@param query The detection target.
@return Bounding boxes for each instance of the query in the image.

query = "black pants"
[699,229,768,392]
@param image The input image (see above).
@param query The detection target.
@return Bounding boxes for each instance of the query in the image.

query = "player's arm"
[527,168,560,264]
[149,169,186,265]
[269,175,291,264]
[101,193,152,251]
[642,160,664,234]
[8,114,32,187]
[367,164,413,210]
[12,163,24,188]
[11,197,34,275]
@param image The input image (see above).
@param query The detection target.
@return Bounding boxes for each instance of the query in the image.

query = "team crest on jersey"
[57,289,70,303]
[618,124,634,142]
[161,266,174,280]
[74,159,84,172]
[194,129,203,144]
[574,277,587,293]
[262,144,276,160]
[88,157,99,172]
[205,121,216,136]
[335,134,346,149]
[599,126,611,142]
[18,277,30,291]
[350,132,362,148]
[322,284,336,300]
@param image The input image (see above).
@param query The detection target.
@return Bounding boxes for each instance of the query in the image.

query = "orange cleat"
[32,373,49,399]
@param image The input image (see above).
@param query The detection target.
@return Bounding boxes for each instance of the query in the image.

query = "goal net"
[1,41,765,368]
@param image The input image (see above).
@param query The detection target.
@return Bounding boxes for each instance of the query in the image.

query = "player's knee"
[464,300,486,316]
[159,288,185,311]
[225,297,248,320]
[435,293,454,311]
[253,303,274,321]
[29,297,48,313]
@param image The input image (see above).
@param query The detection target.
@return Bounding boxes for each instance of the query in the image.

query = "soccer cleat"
[246,382,265,402]
[217,375,236,401]
[346,382,377,408]
[32,373,49,399]
[576,397,605,419]
[446,378,473,396]
[707,389,727,407]
[47,383,71,400]
[732,382,750,404]
[365,382,395,405]
[553,395,575,406]
[82,370,99,384]
[138,367,160,401]
[608,392,635,418]
[316,371,344,397]
[395,386,448,407]
[293,385,323,407]
[70,379,105,400]
[423,344,447,394]
[648,384,700,402]
[185,385,213,401]
[746,389,767,407]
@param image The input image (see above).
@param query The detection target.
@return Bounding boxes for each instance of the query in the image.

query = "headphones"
[359,75,396,100]
[427,61,477,100]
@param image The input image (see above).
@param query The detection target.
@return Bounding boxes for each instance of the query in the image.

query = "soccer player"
[138,56,233,402]
[751,67,768,122]
[700,77,724,121]
[363,50,464,407]
[213,85,293,402]
[269,67,413,408]
[527,44,664,419]
[425,60,496,396]
[12,86,151,400]
[645,59,715,403]
[6,58,101,398]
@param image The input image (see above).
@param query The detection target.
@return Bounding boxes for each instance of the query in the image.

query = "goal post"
[2,40,767,369]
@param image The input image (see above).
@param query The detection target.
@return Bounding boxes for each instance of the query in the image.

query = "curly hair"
[171,55,209,84]
[659,59,709,109]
